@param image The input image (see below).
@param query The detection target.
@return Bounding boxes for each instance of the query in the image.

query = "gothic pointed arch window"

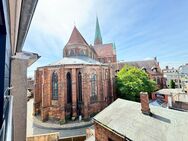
[90,73,97,102]
[52,72,58,100]
[80,49,84,56]
[77,72,82,115]
[67,72,72,103]
[70,49,74,56]
[78,72,82,102]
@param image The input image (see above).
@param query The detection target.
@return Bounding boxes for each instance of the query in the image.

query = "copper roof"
[66,26,89,46]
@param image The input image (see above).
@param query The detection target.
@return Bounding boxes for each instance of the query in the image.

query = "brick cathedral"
[34,18,164,122]
[34,18,117,121]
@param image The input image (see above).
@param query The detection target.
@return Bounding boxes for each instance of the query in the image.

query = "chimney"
[140,92,151,116]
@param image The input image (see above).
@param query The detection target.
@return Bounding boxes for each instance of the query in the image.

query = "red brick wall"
[172,101,188,110]
[97,54,117,64]
[151,92,168,103]
[34,70,43,115]
[94,122,124,141]
[34,64,113,121]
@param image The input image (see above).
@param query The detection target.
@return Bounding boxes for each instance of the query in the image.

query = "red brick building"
[111,58,165,89]
[34,18,117,121]
[34,18,164,122]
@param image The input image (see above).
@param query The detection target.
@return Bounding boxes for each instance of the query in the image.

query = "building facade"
[34,18,116,121]
[0,0,39,141]
[34,18,165,122]
[163,66,187,88]
[111,58,165,89]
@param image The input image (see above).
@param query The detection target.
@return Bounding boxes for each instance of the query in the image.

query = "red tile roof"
[94,43,115,57]
[113,60,162,75]
[66,26,88,46]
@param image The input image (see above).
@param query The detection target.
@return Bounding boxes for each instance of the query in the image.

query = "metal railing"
[0,94,13,141]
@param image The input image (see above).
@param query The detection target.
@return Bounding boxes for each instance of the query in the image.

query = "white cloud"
[32,0,96,42]
[24,0,188,77]
[24,0,153,77]
[144,57,155,60]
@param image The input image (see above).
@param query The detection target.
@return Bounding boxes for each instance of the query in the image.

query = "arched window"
[91,74,97,96]
[52,72,58,100]
[70,49,74,56]
[90,73,97,102]
[151,66,157,72]
[157,77,161,84]
[78,72,82,102]
[105,70,108,79]
[80,50,84,56]
[67,72,72,103]
[78,72,82,115]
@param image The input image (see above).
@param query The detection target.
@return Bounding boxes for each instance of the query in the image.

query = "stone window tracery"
[90,73,97,102]
[52,72,58,100]
[67,72,72,103]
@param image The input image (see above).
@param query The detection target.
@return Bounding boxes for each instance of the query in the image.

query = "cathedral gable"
[63,26,96,59]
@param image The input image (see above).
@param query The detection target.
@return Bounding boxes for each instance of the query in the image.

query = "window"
[90,73,97,102]
[78,72,82,102]
[157,77,160,84]
[52,72,58,100]
[71,49,75,55]
[105,70,108,79]
[78,72,82,115]
[80,50,84,56]
[67,72,72,103]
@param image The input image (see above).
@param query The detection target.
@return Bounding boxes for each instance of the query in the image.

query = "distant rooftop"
[93,43,115,57]
[94,98,188,141]
[156,88,185,95]
[48,56,104,66]
[113,59,162,74]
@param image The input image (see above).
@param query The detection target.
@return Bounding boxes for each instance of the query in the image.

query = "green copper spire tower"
[94,17,103,45]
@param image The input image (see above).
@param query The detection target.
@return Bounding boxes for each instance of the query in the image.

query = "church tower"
[94,17,103,45]
[63,26,97,59]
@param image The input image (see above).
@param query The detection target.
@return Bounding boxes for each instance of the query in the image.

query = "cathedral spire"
[94,17,103,45]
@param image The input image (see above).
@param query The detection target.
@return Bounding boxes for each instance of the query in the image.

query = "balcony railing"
[0,95,13,141]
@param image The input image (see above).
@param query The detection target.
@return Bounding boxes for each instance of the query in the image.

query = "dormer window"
[141,67,147,72]
[151,66,157,72]
[115,69,119,73]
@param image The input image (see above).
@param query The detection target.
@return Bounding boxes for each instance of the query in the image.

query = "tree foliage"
[116,65,157,102]
[169,80,175,89]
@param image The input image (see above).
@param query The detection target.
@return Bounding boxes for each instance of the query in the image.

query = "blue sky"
[24,0,188,77]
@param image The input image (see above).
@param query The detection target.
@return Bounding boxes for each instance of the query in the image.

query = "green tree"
[116,65,157,102]
[169,80,175,89]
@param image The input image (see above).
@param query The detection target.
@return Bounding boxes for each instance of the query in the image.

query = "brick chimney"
[140,92,151,115]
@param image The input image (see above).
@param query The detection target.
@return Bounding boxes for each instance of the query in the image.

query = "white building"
[163,65,188,90]
[163,66,182,88]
